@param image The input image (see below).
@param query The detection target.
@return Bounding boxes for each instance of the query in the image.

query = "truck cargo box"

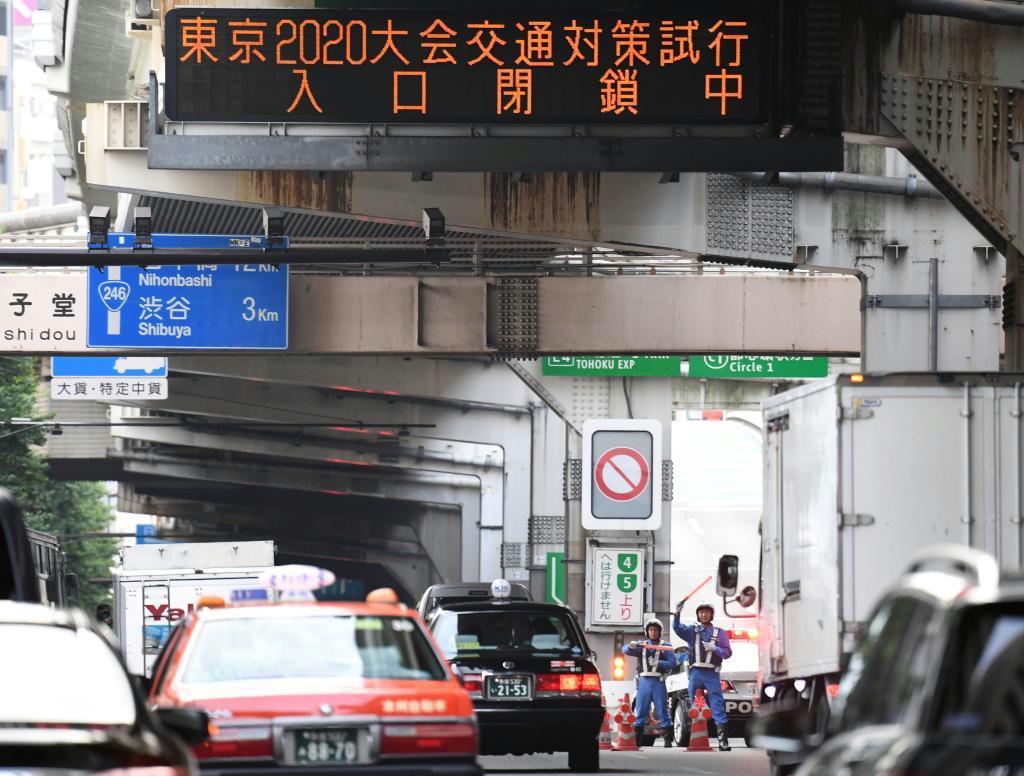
[114,540,275,676]
[761,373,1024,684]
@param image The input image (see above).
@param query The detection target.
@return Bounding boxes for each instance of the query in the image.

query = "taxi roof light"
[366,587,400,604]
[196,595,225,610]
[257,565,336,601]
[490,578,511,601]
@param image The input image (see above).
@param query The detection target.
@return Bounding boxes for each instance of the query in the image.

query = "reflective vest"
[636,640,670,678]
[690,626,722,671]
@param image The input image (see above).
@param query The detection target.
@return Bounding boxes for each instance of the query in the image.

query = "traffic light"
[612,631,626,680]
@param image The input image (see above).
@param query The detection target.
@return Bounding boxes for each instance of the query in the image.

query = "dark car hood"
[0,726,186,771]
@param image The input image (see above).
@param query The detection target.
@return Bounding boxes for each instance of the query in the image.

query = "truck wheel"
[568,741,599,772]
[673,699,691,747]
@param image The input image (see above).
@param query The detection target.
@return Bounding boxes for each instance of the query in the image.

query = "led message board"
[165,3,775,125]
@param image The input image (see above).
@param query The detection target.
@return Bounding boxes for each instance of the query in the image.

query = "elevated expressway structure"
[20,0,1021,617]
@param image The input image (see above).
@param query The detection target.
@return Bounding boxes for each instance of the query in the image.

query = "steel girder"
[111,372,539,577]
[844,6,1024,364]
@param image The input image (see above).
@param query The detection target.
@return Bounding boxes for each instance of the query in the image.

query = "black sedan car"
[427,600,604,772]
[0,601,208,773]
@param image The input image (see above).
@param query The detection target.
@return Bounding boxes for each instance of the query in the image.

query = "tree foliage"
[0,357,115,611]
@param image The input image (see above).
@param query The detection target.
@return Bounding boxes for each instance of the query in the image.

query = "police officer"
[672,601,733,751]
[622,617,677,748]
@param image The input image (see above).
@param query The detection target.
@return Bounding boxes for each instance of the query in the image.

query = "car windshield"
[0,624,136,726]
[931,602,1024,736]
[431,609,583,658]
[181,615,447,684]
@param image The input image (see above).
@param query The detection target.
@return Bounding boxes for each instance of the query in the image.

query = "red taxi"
[147,567,481,775]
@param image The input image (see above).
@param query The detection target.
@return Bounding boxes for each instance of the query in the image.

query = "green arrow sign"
[546,552,565,605]
[542,356,683,377]
[688,356,828,379]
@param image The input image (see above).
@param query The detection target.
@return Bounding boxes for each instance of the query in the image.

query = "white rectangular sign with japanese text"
[0,274,87,351]
[51,377,168,401]
[588,547,645,629]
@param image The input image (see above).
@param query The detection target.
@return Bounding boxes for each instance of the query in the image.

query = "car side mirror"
[154,706,211,745]
[716,555,739,597]
[749,703,812,755]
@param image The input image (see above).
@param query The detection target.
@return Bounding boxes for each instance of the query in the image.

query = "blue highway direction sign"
[87,264,288,349]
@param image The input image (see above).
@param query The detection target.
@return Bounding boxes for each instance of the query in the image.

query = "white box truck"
[723,374,1024,735]
[113,540,275,676]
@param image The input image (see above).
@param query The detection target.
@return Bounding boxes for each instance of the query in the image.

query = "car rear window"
[181,615,447,684]
[0,624,136,726]
[431,609,583,659]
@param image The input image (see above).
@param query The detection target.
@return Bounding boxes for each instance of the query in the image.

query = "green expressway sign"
[543,356,683,377]
[688,356,828,379]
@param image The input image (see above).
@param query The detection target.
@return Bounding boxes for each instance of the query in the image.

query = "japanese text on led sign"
[165,5,773,125]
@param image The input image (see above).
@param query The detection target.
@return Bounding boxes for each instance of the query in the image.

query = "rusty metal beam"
[843,4,1024,364]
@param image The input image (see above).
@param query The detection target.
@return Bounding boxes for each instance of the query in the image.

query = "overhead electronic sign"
[165,3,774,125]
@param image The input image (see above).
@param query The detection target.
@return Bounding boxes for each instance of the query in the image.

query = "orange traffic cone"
[686,693,713,752]
[612,694,639,752]
[598,706,613,751]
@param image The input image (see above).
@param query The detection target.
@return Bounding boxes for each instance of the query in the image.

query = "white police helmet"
[645,617,664,634]
[696,601,715,618]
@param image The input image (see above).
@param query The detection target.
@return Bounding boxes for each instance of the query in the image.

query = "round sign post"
[581,419,663,532]
[594,446,651,502]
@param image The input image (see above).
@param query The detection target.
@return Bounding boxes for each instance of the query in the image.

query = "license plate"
[292,728,360,765]
[485,674,532,701]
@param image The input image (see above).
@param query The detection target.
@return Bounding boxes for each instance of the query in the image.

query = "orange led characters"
[659,20,700,66]
[514,21,554,67]
[227,18,266,64]
[394,71,428,114]
[370,20,410,65]
[497,69,532,115]
[286,68,323,113]
[599,68,639,115]
[611,20,650,67]
[705,20,749,116]
[180,17,218,63]
[708,20,749,67]
[420,18,457,64]
[467,20,507,66]
[563,19,602,66]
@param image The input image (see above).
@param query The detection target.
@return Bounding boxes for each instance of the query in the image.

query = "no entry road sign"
[583,419,662,531]
[594,447,650,502]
